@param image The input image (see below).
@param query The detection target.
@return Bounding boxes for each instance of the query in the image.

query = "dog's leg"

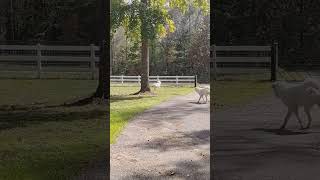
[205,95,208,103]
[293,107,304,129]
[200,95,204,103]
[198,95,202,104]
[304,106,312,129]
[280,109,292,129]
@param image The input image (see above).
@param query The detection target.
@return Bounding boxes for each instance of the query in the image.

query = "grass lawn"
[212,80,272,110]
[110,85,194,144]
[0,79,107,180]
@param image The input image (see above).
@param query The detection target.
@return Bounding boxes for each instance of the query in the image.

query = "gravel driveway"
[111,92,210,180]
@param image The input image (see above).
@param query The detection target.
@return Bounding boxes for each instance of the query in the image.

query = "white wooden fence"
[210,43,278,80]
[111,75,197,86]
[0,44,100,79]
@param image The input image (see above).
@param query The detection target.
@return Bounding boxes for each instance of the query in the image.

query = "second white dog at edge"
[152,80,161,90]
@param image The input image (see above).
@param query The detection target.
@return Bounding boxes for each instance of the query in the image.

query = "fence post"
[36,43,42,79]
[121,75,124,84]
[90,44,96,80]
[138,75,141,84]
[271,42,278,81]
[157,75,159,81]
[194,75,197,87]
[211,45,217,81]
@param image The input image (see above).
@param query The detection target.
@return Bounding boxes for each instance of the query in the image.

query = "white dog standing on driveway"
[272,78,320,129]
[195,86,210,104]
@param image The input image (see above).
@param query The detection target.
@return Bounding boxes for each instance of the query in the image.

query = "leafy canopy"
[112,0,209,41]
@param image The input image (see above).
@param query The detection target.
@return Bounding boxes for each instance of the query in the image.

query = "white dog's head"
[306,87,320,95]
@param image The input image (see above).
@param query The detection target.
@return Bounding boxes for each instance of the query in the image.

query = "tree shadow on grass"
[0,94,103,111]
[110,95,154,103]
[0,104,61,111]
[252,128,310,135]
[0,106,106,131]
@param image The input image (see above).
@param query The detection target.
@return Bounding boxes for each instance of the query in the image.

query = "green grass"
[110,86,193,144]
[0,79,107,180]
[212,80,272,110]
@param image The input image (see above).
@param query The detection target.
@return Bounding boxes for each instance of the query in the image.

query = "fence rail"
[0,44,100,79]
[111,75,197,86]
[215,46,271,51]
[210,43,278,81]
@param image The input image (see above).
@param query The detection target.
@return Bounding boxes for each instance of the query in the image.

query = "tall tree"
[140,0,151,92]
[112,0,209,93]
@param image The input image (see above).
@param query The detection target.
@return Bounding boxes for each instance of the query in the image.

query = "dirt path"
[214,94,320,180]
[110,92,210,180]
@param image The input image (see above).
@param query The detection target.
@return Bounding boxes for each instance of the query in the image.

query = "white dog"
[195,86,210,104]
[152,80,161,91]
[272,78,320,129]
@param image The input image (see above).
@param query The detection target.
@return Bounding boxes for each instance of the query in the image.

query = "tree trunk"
[94,0,110,99]
[139,36,151,92]
[133,0,150,94]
